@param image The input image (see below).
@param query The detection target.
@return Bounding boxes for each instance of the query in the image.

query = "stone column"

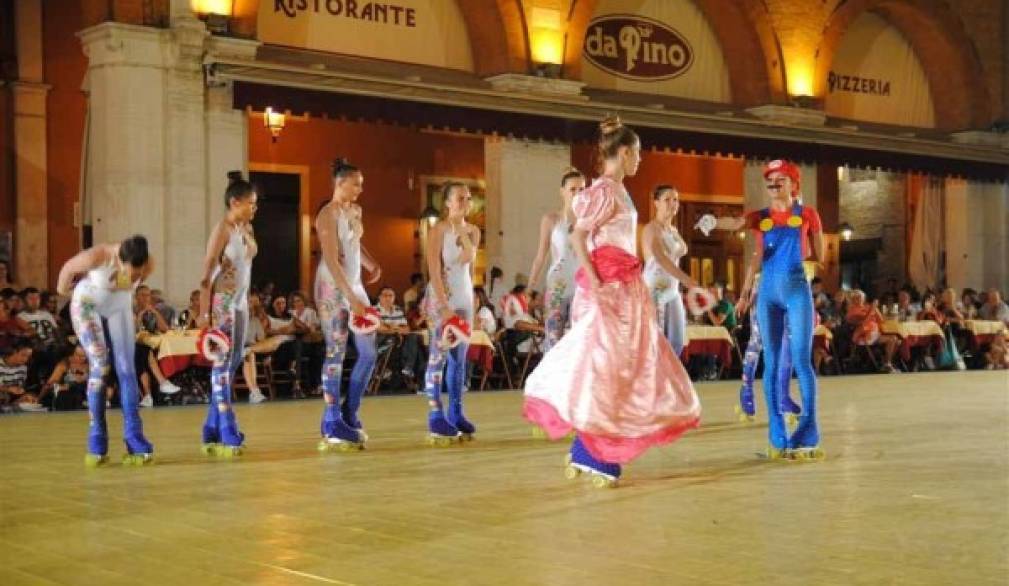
[79,23,169,293]
[79,18,259,306]
[484,138,571,289]
[12,0,49,287]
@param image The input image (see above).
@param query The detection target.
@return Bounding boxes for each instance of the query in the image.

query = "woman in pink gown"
[523,116,701,486]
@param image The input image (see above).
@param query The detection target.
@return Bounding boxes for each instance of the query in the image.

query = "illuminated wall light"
[264,107,286,142]
[529,6,564,75]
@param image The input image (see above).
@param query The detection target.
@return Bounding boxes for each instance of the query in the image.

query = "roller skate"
[781,393,802,427]
[201,404,221,455]
[531,426,547,439]
[318,416,365,452]
[341,402,369,442]
[565,437,620,488]
[787,416,824,461]
[426,410,462,447]
[448,406,476,441]
[735,385,756,422]
[214,410,245,458]
[85,418,109,468]
[122,433,154,466]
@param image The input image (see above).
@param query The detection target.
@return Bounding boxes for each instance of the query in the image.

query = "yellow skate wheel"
[531,426,546,439]
[564,465,581,480]
[427,435,454,447]
[591,474,617,489]
[765,447,789,460]
[735,405,755,423]
[789,447,825,461]
[785,413,799,427]
[201,443,220,456]
[460,433,474,442]
[122,453,154,466]
[218,445,243,458]
[84,454,108,468]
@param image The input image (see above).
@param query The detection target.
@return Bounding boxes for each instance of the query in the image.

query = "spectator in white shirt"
[979,289,1009,326]
[473,287,497,335]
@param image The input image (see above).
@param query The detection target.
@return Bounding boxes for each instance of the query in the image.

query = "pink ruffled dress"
[523,177,701,464]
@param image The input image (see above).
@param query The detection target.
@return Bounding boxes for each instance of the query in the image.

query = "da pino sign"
[583,14,694,81]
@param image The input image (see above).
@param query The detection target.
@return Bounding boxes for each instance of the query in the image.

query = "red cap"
[763,159,801,185]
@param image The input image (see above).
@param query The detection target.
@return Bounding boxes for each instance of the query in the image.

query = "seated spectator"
[846,290,900,373]
[2,287,25,315]
[17,287,62,386]
[43,290,60,317]
[486,266,506,313]
[0,296,34,354]
[239,292,271,404]
[961,288,980,319]
[134,285,178,404]
[402,273,424,312]
[895,289,921,322]
[37,344,91,410]
[268,294,304,397]
[501,285,544,366]
[917,291,941,322]
[150,289,176,326]
[290,291,322,391]
[473,287,497,335]
[528,290,544,323]
[177,289,201,329]
[811,277,830,317]
[939,287,969,354]
[706,284,737,329]
[375,286,422,391]
[0,339,45,412]
[979,289,1009,325]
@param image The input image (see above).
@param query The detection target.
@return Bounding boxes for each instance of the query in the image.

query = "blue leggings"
[319,301,377,433]
[70,289,151,456]
[202,291,247,446]
[740,310,795,411]
[756,267,818,450]
[424,310,469,419]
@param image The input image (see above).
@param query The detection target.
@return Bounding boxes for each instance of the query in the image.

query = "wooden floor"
[0,371,1006,585]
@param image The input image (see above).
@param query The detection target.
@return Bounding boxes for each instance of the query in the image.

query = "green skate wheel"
[84,454,108,468]
[531,426,547,439]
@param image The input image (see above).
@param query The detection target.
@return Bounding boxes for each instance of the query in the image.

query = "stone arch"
[814,0,990,130]
[563,0,785,106]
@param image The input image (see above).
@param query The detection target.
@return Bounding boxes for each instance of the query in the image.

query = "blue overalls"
[755,203,819,453]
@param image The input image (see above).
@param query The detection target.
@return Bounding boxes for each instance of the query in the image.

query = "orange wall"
[0,88,12,236]
[571,145,745,220]
[249,116,485,299]
[44,0,88,286]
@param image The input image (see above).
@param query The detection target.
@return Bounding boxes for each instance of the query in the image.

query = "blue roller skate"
[565,436,620,488]
[215,410,245,458]
[736,384,756,422]
[781,392,802,427]
[447,405,476,441]
[84,418,109,468]
[318,412,365,452]
[427,410,461,446]
[787,415,824,461]
[341,401,368,442]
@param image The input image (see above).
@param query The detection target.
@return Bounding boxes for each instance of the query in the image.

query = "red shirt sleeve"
[803,207,822,233]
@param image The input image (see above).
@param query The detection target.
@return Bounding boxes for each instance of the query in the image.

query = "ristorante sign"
[272,1,418,27]
[583,14,694,81]
[258,0,474,71]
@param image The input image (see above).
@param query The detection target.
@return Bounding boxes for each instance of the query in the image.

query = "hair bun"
[561,166,581,175]
[599,114,623,135]
[227,170,243,184]
[331,157,350,170]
